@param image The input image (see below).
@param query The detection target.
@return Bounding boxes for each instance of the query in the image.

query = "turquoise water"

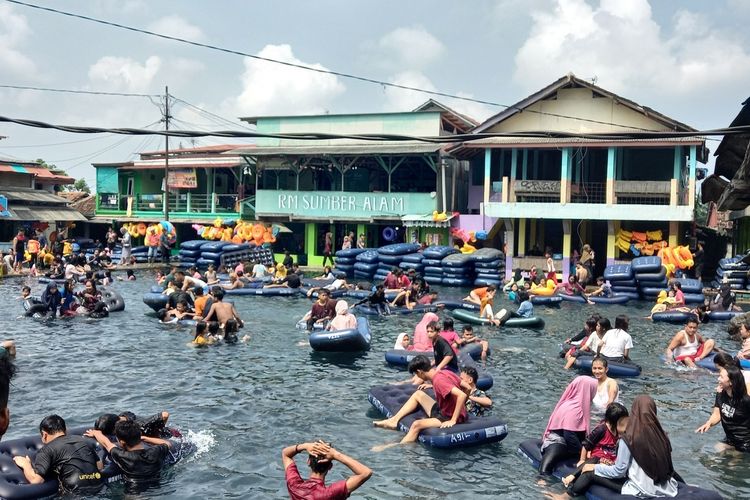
[2,272,748,498]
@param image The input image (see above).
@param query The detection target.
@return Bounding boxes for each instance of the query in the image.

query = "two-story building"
[0,159,85,244]
[229,101,476,265]
[450,74,707,280]
[93,144,254,241]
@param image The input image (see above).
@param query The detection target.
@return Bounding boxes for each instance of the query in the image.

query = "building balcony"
[95,193,249,221]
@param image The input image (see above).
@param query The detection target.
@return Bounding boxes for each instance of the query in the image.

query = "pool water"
[3,272,748,498]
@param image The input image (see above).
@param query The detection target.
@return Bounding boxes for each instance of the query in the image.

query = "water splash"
[185,429,216,459]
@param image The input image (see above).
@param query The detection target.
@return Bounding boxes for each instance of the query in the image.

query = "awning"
[401,213,456,228]
[0,165,74,183]
[229,142,445,157]
[1,189,70,204]
[5,206,87,221]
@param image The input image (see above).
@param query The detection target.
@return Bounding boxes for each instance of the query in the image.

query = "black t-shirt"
[433,336,459,372]
[33,435,102,492]
[284,274,301,288]
[715,391,750,450]
[110,444,169,482]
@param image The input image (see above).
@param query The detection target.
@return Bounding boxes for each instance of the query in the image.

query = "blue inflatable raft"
[368,384,508,448]
[385,343,493,390]
[574,354,642,378]
[451,308,545,329]
[309,317,371,352]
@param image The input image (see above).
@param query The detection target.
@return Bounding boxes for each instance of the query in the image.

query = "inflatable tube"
[422,245,458,259]
[442,277,473,287]
[471,248,504,262]
[631,256,663,273]
[423,266,444,275]
[603,264,633,281]
[0,425,195,500]
[442,253,475,267]
[180,240,205,250]
[674,278,703,294]
[401,253,424,264]
[368,384,508,448]
[381,227,398,242]
[433,300,480,311]
[199,252,223,261]
[614,291,641,301]
[442,267,473,277]
[334,256,356,264]
[354,304,439,316]
[354,272,376,281]
[309,317,371,352]
[100,287,125,312]
[355,250,380,263]
[474,278,503,287]
[223,287,300,296]
[706,311,745,321]
[398,262,424,272]
[451,308,545,329]
[384,345,493,390]
[610,285,638,294]
[475,272,502,280]
[37,277,68,285]
[423,275,443,285]
[652,311,697,323]
[143,292,169,312]
[574,355,642,377]
[353,262,379,273]
[378,254,403,265]
[199,241,231,252]
[590,295,631,305]
[684,293,706,304]
[531,296,563,306]
[334,264,354,273]
[335,248,368,258]
[378,243,422,256]
[422,258,444,266]
[660,353,718,372]
[474,259,503,269]
[299,287,347,299]
[196,258,219,268]
[517,438,576,480]
[635,270,667,283]
[178,249,201,258]
[640,286,668,296]
[608,279,637,287]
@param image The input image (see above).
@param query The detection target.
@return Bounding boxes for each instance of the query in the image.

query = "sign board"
[255,190,437,219]
[167,168,198,189]
[0,195,9,218]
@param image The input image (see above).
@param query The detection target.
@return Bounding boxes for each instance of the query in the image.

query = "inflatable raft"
[354,304,440,316]
[309,317,371,352]
[433,300,481,311]
[451,308,545,329]
[558,294,630,305]
[368,384,508,448]
[143,292,169,312]
[516,438,721,499]
[0,426,195,500]
[224,287,300,296]
[573,355,642,378]
[531,296,563,306]
[384,344,493,390]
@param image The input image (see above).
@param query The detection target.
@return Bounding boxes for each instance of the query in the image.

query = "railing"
[570,182,606,204]
[487,179,677,206]
[614,180,672,206]
[97,193,129,211]
[240,196,256,219]
[513,179,561,202]
[97,193,241,215]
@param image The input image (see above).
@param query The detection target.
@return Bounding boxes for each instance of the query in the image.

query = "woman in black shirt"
[696,364,750,451]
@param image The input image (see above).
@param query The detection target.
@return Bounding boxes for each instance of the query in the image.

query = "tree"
[72,178,91,193]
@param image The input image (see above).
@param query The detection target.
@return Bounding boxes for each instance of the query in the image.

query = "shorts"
[675,344,705,363]
[428,403,443,420]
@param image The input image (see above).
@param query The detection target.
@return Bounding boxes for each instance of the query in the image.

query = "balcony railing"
[96,193,241,216]
[613,180,672,206]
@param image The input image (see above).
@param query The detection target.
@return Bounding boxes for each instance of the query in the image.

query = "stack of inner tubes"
[713,257,748,290]
[334,248,367,276]
[354,249,380,281]
[421,245,458,285]
[631,256,669,300]
[373,243,422,282]
[441,253,475,287]
[472,248,505,287]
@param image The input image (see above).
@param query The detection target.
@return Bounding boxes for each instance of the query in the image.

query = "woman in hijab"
[580,395,679,497]
[393,332,413,351]
[328,300,357,331]
[413,312,439,351]
[539,376,598,474]
[24,282,62,318]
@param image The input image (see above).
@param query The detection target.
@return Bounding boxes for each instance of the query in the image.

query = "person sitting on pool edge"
[664,318,716,368]
[85,419,173,488]
[14,415,103,494]
[373,354,467,446]
[282,440,372,499]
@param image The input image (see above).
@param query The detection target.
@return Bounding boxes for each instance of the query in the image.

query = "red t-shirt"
[383,273,399,289]
[439,330,461,354]
[398,276,411,288]
[432,370,467,423]
[285,463,349,500]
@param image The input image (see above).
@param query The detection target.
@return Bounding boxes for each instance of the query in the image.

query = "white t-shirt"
[64,263,78,280]
[600,328,633,358]
[325,279,345,291]
[252,264,267,278]
[583,333,604,352]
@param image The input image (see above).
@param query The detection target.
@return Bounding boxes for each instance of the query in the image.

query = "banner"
[0,195,9,218]
[167,168,198,189]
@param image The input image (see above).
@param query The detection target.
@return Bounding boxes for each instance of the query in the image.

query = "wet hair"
[443,318,454,331]
[224,319,239,343]
[604,402,628,428]
[176,300,188,309]
[408,355,432,374]
[195,321,207,340]
[115,419,141,448]
[119,411,137,422]
[723,365,749,403]
[194,286,204,296]
[174,271,185,278]
[486,285,496,292]
[94,413,119,435]
[597,317,612,332]
[614,315,629,331]
[461,366,478,384]
[685,317,699,326]
[210,285,222,296]
[0,356,17,410]
[591,356,608,369]
[318,289,330,297]
[309,450,334,474]
[157,309,168,321]
[462,325,474,333]
[213,288,225,301]
[596,276,605,283]
[375,284,384,290]
[672,282,682,290]
[40,415,66,435]
[426,321,440,332]
[21,286,30,293]
[518,291,530,302]
[208,322,220,335]
[585,317,598,331]
[713,352,740,370]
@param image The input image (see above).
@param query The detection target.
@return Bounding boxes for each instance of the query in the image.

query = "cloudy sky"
[0,0,749,189]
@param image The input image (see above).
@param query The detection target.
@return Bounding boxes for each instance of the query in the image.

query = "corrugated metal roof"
[401,213,455,227]
[230,143,444,157]
[7,206,87,221]
[1,189,70,204]
[452,136,705,149]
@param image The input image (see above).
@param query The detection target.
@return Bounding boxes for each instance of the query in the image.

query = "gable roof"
[472,73,697,134]
[412,99,479,132]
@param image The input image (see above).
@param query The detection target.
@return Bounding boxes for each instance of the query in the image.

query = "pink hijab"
[543,376,598,440]
[413,312,439,351]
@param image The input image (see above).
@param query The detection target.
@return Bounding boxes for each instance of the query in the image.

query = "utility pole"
[163,85,171,221]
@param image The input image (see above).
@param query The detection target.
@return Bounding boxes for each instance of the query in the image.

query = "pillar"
[482,148,491,213]
[305,222,318,267]
[668,221,679,247]
[688,145,697,208]
[510,148,518,201]
[504,218,514,280]
[518,218,526,256]
[606,220,618,266]
[606,147,615,204]
[522,150,528,180]
[562,219,571,282]
[561,148,571,204]
[357,223,366,247]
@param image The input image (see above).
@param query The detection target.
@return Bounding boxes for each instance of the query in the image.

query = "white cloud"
[383,71,437,112]
[376,26,444,70]
[229,44,345,116]
[0,4,36,76]
[148,15,205,41]
[513,0,750,98]
[88,55,162,92]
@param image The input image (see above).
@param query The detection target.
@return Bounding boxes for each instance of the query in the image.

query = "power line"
[0,83,158,98]
[0,134,125,148]
[171,97,252,130]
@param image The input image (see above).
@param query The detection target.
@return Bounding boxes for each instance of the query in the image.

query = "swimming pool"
[2,272,747,498]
